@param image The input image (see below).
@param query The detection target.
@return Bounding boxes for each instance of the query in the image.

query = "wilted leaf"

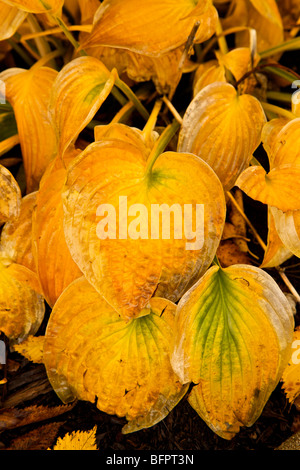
[81,0,218,57]
[270,207,300,259]
[0,65,58,192]
[0,163,21,225]
[32,148,82,307]
[235,164,300,212]
[282,327,300,404]
[13,335,45,363]
[171,264,294,439]
[261,206,292,268]
[62,140,226,320]
[1,0,63,13]
[0,261,45,344]
[49,56,117,158]
[51,426,97,450]
[0,191,37,272]
[7,422,63,450]
[0,2,27,41]
[44,277,188,432]
[178,82,266,191]
[193,60,226,96]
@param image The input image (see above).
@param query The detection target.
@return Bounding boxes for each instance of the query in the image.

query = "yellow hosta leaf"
[94,122,158,158]
[0,192,37,272]
[32,149,82,307]
[264,118,300,169]
[178,82,266,191]
[81,0,218,57]
[0,261,45,344]
[0,66,58,193]
[49,56,117,158]
[171,264,294,439]
[0,163,21,225]
[216,47,260,82]
[270,207,300,259]
[62,140,226,320]
[0,2,27,40]
[193,60,226,96]
[261,117,291,165]
[1,0,63,13]
[282,327,300,404]
[261,206,292,268]
[44,278,188,433]
[235,164,300,212]
[51,426,98,450]
[14,335,44,363]
[249,0,283,27]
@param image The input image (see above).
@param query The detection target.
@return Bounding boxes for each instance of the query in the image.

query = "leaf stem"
[27,13,57,69]
[51,14,87,56]
[114,77,149,121]
[7,38,34,67]
[142,99,163,143]
[260,102,295,120]
[144,119,181,177]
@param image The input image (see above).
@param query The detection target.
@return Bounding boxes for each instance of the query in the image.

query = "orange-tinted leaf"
[32,149,82,307]
[282,327,300,404]
[1,0,63,13]
[0,261,45,344]
[0,66,58,192]
[193,60,226,96]
[0,163,21,225]
[62,141,226,320]
[13,335,44,363]
[235,164,300,212]
[51,426,98,450]
[0,192,37,272]
[270,207,300,259]
[0,2,27,40]
[261,206,292,268]
[178,82,266,191]
[81,0,218,57]
[49,56,117,157]
[44,278,188,432]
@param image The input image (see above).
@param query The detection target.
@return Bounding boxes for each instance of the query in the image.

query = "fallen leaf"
[51,426,97,450]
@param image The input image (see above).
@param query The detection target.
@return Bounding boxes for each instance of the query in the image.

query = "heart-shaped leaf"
[171,264,294,439]
[43,277,188,433]
[177,82,266,191]
[62,138,226,320]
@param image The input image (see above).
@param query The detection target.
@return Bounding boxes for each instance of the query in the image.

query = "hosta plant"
[1,0,300,448]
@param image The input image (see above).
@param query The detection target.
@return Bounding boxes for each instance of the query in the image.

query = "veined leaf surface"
[171,264,294,439]
[0,0,63,13]
[0,2,27,40]
[260,206,292,268]
[178,82,266,191]
[0,66,58,192]
[44,277,188,433]
[49,56,117,158]
[81,0,218,57]
[0,261,45,344]
[282,327,300,405]
[0,163,21,225]
[270,207,300,259]
[62,141,226,320]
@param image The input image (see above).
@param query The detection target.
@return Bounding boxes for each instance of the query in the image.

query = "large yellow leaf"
[43,277,188,433]
[264,118,300,169]
[0,163,21,225]
[282,327,300,404]
[32,148,82,307]
[171,264,294,439]
[0,192,37,272]
[0,261,45,344]
[0,0,63,13]
[235,164,300,212]
[62,140,226,321]
[81,0,218,57]
[0,2,27,40]
[0,66,58,193]
[49,56,117,158]
[249,0,283,27]
[177,82,266,191]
